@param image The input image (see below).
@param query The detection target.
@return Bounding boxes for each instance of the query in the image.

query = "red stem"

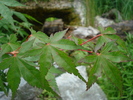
[26,34,33,41]
[46,43,50,45]
[80,34,103,45]
[79,34,103,55]
[78,49,100,55]
[78,49,93,53]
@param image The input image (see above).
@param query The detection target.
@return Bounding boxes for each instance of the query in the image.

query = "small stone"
[73,26,100,39]
[95,16,115,28]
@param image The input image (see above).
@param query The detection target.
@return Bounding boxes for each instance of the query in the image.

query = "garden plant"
[0,0,132,100]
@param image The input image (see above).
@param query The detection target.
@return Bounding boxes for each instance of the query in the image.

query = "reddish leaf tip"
[46,43,51,45]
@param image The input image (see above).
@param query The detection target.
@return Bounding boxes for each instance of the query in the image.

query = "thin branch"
[26,34,33,41]
[80,34,103,45]
[78,49,93,53]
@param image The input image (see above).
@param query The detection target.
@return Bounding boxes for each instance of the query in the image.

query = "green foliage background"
[83,0,133,26]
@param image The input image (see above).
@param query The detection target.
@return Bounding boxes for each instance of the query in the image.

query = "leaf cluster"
[0,25,130,99]
[0,0,131,99]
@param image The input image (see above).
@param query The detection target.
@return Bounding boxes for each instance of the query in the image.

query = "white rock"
[95,16,115,28]
[0,92,12,100]
[56,66,107,100]
[73,26,100,39]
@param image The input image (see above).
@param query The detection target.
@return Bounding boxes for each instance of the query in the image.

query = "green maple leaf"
[101,58,122,92]
[19,30,50,53]
[9,34,17,43]
[24,45,87,82]
[17,30,87,97]
[102,34,127,51]
[50,29,67,42]
[96,27,127,52]
[19,39,41,53]
[84,55,123,93]
[0,3,13,24]
[46,67,62,91]
[50,46,87,83]
[102,51,129,62]
[38,46,54,90]
[101,27,116,34]
[83,40,129,93]
[22,30,87,83]
[51,39,86,50]
[82,30,129,93]
[0,34,20,57]
[30,29,49,43]
[0,56,56,97]
[101,41,115,53]
[94,36,106,52]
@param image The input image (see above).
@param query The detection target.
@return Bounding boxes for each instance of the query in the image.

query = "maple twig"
[26,34,33,41]
[66,36,72,39]
[7,46,21,57]
[78,49,100,55]
[80,34,103,45]
[46,43,50,45]
[6,34,33,57]
[8,51,19,57]
[78,49,93,53]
